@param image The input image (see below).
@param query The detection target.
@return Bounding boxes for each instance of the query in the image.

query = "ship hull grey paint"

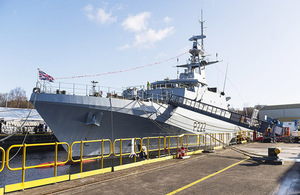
[31,93,187,156]
[31,93,248,156]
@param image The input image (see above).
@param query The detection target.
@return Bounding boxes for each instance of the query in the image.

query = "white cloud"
[122,12,151,32]
[134,27,174,49]
[118,44,130,50]
[115,4,123,10]
[84,4,94,20]
[163,17,172,24]
[121,12,174,49]
[83,4,117,24]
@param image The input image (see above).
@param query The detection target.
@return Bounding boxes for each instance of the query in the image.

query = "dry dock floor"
[9,142,300,195]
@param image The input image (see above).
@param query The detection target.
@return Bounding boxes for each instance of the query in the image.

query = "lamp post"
[110,97,114,172]
[5,93,8,108]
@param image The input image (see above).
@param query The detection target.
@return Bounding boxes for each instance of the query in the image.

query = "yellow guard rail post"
[210,133,213,150]
[113,138,142,165]
[70,139,111,172]
[0,148,3,195]
[198,134,202,151]
[214,133,217,147]
[184,134,200,152]
[0,147,4,173]
[220,133,223,147]
[185,134,188,152]
[165,135,183,157]
[142,136,165,160]
[5,142,69,191]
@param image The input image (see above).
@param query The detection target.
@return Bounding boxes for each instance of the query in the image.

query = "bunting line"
[55,52,188,80]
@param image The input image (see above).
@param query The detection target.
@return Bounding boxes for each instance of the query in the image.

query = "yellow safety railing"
[214,133,217,147]
[235,131,249,143]
[165,135,184,157]
[6,142,69,183]
[220,133,224,147]
[198,134,202,150]
[113,138,142,165]
[202,133,214,151]
[0,147,4,173]
[183,134,201,152]
[3,132,245,193]
[141,136,165,160]
[70,139,111,173]
[236,131,252,144]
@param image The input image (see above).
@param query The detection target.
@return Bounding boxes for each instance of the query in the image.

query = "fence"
[142,136,165,160]
[5,142,69,192]
[1,131,252,193]
[0,147,4,173]
[113,138,142,165]
[70,139,111,172]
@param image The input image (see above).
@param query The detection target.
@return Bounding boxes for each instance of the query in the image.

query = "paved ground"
[9,142,300,195]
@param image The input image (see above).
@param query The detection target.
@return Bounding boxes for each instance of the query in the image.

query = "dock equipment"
[206,133,283,165]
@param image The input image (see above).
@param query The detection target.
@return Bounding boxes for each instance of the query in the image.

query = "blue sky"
[0,0,300,109]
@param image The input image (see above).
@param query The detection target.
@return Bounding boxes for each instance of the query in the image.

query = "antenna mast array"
[199,10,206,50]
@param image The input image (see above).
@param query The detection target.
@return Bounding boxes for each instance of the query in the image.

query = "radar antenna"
[198,9,205,50]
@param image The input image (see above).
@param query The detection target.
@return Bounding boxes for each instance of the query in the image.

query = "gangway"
[168,95,270,133]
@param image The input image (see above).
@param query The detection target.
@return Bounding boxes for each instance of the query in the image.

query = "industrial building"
[259,104,300,131]
[259,104,300,122]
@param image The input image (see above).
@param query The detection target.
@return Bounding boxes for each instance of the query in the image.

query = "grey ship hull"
[31,93,186,156]
[31,92,247,156]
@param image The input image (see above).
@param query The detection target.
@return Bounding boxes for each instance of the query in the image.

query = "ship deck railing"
[35,81,173,102]
[36,81,124,97]
[168,94,270,133]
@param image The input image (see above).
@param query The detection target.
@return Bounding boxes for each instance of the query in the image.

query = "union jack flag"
[39,70,54,82]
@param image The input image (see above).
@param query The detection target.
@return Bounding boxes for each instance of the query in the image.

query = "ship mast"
[199,10,205,51]
[176,11,218,73]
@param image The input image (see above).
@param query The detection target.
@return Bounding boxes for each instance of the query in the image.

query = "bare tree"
[1,87,31,108]
[0,93,8,107]
[9,87,27,108]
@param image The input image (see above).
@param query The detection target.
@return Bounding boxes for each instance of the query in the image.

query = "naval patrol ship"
[30,19,268,156]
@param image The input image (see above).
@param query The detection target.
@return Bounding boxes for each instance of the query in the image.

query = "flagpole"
[36,68,40,88]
